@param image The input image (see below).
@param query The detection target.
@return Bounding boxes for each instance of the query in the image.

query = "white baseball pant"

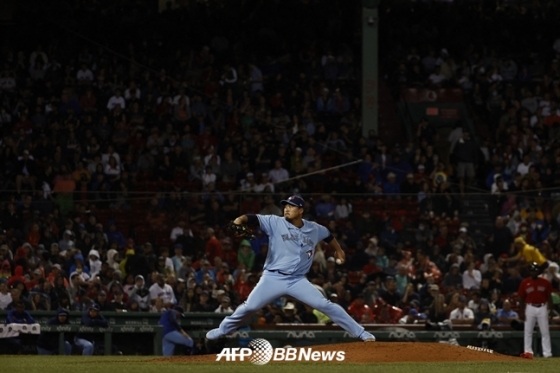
[524,304,551,357]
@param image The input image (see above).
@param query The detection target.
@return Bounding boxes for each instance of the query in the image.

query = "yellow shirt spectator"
[513,237,547,266]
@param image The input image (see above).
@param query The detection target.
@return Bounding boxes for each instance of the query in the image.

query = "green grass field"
[1,356,556,373]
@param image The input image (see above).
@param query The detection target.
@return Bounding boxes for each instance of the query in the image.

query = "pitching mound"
[154,342,523,363]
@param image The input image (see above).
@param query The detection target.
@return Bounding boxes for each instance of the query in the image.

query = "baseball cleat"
[360,331,376,342]
[520,352,533,359]
[206,328,223,341]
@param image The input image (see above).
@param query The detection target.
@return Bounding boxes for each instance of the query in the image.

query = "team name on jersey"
[281,234,315,247]
[526,286,546,293]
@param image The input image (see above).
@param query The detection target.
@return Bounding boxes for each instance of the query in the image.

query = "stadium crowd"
[0,0,560,337]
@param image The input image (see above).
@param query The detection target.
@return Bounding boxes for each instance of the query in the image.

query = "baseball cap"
[429,284,439,291]
[281,195,305,208]
[33,268,42,275]
[327,257,336,263]
[458,296,467,303]
[89,303,100,311]
[52,264,62,270]
[174,243,183,249]
[459,227,467,233]
[408,309,419,317]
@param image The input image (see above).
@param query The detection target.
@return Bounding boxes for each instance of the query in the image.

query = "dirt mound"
[154,342,524,363]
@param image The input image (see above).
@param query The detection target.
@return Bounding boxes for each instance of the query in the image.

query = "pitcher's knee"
[240,302,258,313]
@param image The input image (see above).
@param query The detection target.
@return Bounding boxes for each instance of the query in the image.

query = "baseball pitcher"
[206,195,376,342]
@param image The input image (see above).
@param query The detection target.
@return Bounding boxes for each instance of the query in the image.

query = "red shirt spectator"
[362,257,382,275]
[347,295,375,322]
[205,228,223,264]
[7,265,28,288]
[79,90,97,112]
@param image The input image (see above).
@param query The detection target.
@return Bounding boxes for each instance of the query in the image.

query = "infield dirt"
[155,342,525,363]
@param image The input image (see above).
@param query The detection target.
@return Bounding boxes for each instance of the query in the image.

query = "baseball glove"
[228,221,255,239]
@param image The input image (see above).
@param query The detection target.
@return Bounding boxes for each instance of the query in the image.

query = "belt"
[268,270,291,276]
[528,303,545,308]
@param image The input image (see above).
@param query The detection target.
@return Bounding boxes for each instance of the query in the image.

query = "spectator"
[449,295,475,325]
[488,217,514,259]
[204,228,223,265]
[442,263,463,291]
[383,173,400,195]
[452,130,478,195]
[379,276,403,307]
[462,261,482,290]
[237,240,255,272]
[107,290,128,312]
[398,308,424,324]
[500,237,548,272]
[347,293,374,323]
[192,290,214,312]
[473,297,493,323]
[149,273,176,308]
[129,275,150,312]
[215,296,234,313]
[0,280,12,309]
[170,244,186,274]
[495,299,519,326]
[107,89,125,110]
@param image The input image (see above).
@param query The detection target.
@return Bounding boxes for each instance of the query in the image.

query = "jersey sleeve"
[517,279,526,297]
[257,215,276,236]
[317,223,330,242]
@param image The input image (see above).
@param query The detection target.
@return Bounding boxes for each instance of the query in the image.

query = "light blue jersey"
[257,214,329,276]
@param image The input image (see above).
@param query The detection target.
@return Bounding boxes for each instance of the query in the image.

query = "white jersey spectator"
[450,304,474,320]
[107,90,126,110]
[0,281,12,310]
[462,262,482,289]
[268,160,290,184]
[76,65,94,81]
[149,275,176,305]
